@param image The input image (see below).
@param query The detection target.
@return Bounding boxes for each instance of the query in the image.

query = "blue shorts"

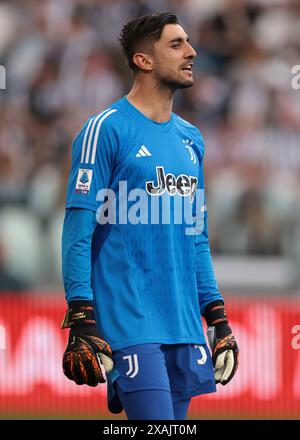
[107,343,216,413]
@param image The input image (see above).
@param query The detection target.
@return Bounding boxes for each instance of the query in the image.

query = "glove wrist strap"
[204,300,228,327]
[61,300,96,329]
[204,300,232,338]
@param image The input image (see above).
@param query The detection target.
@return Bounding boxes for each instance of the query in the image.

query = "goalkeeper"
[61,12,239,420]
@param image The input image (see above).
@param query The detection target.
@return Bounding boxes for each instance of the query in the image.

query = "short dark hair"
[120,12,179,71]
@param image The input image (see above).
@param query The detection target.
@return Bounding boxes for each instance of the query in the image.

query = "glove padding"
[204,300,239,386]
[207,325,239,385]
[61,300,113,386]
[63,331,113,386]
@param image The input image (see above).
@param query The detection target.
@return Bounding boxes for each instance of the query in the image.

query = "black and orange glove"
[204,300,239,385]
[61,300,113,386]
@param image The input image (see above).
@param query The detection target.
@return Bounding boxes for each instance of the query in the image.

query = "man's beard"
[156,71,194,92]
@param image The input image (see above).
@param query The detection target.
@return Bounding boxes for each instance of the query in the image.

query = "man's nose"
[185,43,197,59]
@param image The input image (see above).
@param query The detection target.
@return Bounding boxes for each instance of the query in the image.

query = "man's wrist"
[61,300,96,329]
[213,322,232,339]
[203,300,226,326]
[204,300,232,339]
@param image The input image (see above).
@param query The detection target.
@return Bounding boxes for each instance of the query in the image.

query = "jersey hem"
[109,336,207,351]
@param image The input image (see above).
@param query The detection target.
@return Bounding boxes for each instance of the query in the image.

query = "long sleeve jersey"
[62,96,223,350]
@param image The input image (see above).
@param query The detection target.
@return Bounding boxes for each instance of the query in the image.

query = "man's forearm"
[62,207,97,303]
[194,216,223,314]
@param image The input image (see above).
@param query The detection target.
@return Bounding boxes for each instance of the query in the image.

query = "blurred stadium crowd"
[0,0,300,291]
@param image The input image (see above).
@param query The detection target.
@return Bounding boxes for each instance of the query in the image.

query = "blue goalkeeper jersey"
[63,96,223,350]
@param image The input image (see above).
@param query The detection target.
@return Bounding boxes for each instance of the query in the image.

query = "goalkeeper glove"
[204,300,239,385]
[61,300,113,386]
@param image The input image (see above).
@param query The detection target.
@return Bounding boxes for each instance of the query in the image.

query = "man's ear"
[132,52,153,72]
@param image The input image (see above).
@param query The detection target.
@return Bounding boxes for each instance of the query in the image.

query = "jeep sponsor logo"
[146,166,198,202]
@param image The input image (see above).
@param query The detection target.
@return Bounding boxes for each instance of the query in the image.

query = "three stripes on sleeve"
[80,108,117,165]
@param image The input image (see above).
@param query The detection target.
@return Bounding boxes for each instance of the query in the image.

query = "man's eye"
[171,44,180,48]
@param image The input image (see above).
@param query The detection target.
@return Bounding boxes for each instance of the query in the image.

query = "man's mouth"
[181,63,193,72]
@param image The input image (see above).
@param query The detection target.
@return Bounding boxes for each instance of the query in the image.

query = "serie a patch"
[75,169,93,195]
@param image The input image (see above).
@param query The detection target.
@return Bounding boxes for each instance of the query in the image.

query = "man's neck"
[127,80,174,123]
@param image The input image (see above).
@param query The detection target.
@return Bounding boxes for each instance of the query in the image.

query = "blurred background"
[0,0,300,420]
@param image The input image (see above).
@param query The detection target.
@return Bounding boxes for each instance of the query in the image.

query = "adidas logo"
[136,145,152,158]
